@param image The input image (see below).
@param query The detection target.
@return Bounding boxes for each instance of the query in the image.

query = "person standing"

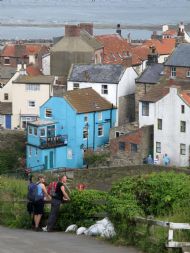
[42,175,70,232]
[163,153,170,166]
[33,175,51,231]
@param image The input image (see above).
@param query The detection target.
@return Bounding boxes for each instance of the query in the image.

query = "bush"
[57,189,108,230]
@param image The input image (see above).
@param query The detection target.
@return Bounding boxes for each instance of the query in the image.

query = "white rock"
[86,223,105,236]
[65,224,78,233]
[76,227,87,235]
[96,217,110,227]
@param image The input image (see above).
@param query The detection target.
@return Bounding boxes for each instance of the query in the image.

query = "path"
[0,226,143,253]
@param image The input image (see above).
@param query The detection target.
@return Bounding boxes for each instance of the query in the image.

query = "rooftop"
[28,119,56,127]
[136,63,164,84]
[13,75,54,84]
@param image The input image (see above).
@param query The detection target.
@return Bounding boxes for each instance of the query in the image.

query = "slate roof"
[136,63,164,84]
[13,75,54,84]
[0,102,12,115]
[0,66,16,79]
[68,64,125,84]
[63,87,115,113]
[164,43,190,67]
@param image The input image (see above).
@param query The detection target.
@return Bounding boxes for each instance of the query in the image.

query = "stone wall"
[72,165,190,191]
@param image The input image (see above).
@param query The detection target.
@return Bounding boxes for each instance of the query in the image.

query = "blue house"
[26,88,116,170]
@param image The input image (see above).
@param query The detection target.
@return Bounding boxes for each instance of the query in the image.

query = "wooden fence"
[134,217,190,253]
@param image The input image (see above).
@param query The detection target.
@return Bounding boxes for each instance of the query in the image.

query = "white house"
[139,85,190,167]
[67,64,138,125]
[11,75,55,129]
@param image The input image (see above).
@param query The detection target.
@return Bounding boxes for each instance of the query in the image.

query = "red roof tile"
[180,91,190,106]
[143,38,175,55]
[163,29,177,36]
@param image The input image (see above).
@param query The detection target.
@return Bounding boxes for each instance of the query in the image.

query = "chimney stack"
[122,51,132,67]
[65,25,80,37]
[147,46,158,66]
[79,23,93,35]
[116,24,122,36]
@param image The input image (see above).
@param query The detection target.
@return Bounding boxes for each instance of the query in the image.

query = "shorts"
[33,200,44,215]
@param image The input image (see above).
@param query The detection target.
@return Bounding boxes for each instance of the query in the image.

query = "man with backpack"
[28,175,51,231]
[42,175,70,232]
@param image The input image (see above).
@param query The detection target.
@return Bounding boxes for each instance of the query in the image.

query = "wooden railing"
[40,135,68,149]
[134,217,190,253]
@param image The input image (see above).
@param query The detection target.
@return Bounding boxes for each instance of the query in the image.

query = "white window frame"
[180,121,186,132]
[180,143,186,155]
[35,148,38,156]
[101,84,108,94]
[98,124,103,137]
[25,84,40,91]
[171,67,176,78]
[4,57,10,65]
[28,100,36,108]
[157,118,162,130]
[181,105,185,114]
[34,127,38,136]
[83,126,88,139]
[40,128,46,137]
[156,142,161,153]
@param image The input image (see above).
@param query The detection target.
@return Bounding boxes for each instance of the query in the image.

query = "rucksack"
[27,182,42,202]
[47,181,57,197]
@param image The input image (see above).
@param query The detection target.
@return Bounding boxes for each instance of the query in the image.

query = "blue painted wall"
[27,96,116,170]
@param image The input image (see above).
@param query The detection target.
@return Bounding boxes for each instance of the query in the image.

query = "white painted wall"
[42,53,50,75]
[11,83,52,129]
[158,54,169,63]
[154,87,190,167]
[139,102,155,128]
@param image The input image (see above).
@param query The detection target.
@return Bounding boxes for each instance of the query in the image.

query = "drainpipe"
[93,111,96,150]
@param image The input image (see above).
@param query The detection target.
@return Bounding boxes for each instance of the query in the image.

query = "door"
[44,155,48,170]
[5,115,11,129]
[49,151,54,169]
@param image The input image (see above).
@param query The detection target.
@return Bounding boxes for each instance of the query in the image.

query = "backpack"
[47,181,57,197]
[27,182,43,202]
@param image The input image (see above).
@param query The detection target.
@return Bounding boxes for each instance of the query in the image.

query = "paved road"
[0,226,142,253]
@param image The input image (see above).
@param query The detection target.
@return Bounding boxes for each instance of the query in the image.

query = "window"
[180,143,186,155]
[4,93,8,100]
[171,67,176,78]
[101,85,108,94]
[73,83,79,90]
[142,102,149,116]
[119,142,125,151]
[98,112,102,121]
[157,119,162,130]
[34,127,37,136]
[180,121,186,132]
[83,126,88,139]
[4,57,10,65]
[84,114,88,123]
[45,108,52,118]
[35,148,38,156]
[28,100,35,107]
[181,105,185,114]
[156,142,161,153]
[186,71,190,77]
[28,126,32,135]
[98,125,103,136]
[25,84,40,91]
[40,128,46,137]
[131,143,138,153]
[115,131,125,138]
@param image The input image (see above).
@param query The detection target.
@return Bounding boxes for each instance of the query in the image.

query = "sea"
[0,0,190,40]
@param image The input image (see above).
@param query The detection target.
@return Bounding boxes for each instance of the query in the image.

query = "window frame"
[131,143,138,153]
[73,83,80,90]
[34,127,38,136]
[171,67,176,78]
[28,100,36,108]
[142,102,149,116]
[157,118,162,130]
[45,108,52,118]
[181,105,185,114]
[186,70,190,77]
[119,141,125,151]
[156,142,161,153]
[98,124,103,137]
[180,121,186,132]
[4,93,8,100]
[28,126,33,135]
[98,112,102,121]
[180,143,186,155]
[101,84,108,95]
[40,128,46,137]
[4,57,10,65]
